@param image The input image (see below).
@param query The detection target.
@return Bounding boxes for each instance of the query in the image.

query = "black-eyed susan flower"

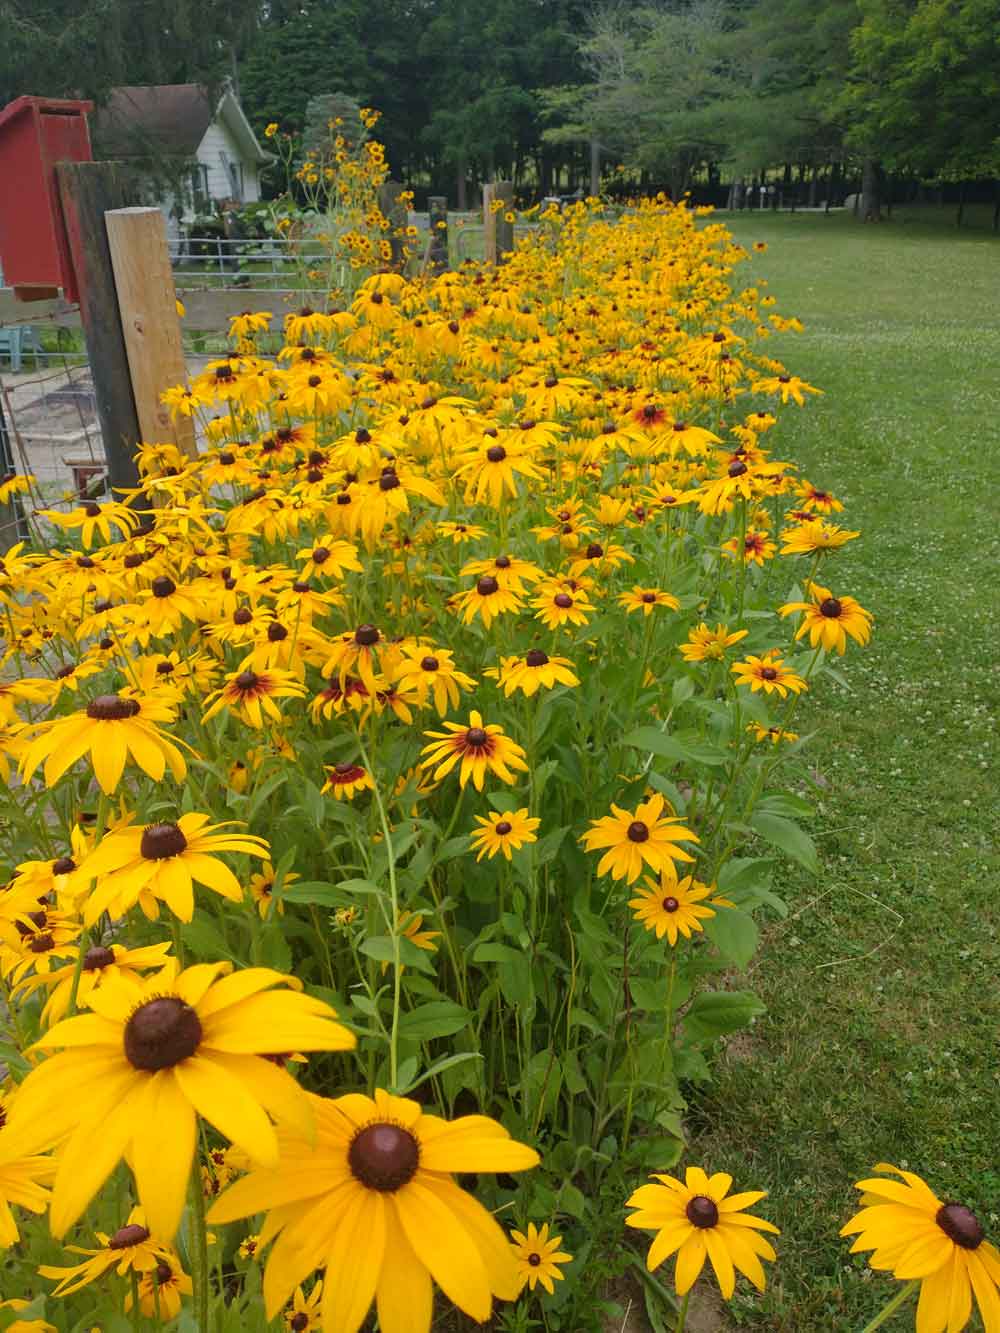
[208,1087,539,1333]
[581,794,698,884]
[629,870,728,946]
[13,940,173,1028]
[795,478,843,513]
[42,500,141,549]
[626,1166,779,1299]
[679,622,748,663]
[79,813,269,925]
[747,722,799,745]
[840,1163,1000,1333]
[452,575,523,629]
[420,710,528,790]
[780,518,859,555]
[456,434,546,507]
[38,1205,173,1296]
[392,646,476,716]
[488,650,579,698]
[294,535,363,582]
[460,552,544,592]
[619,586,681,616]
[779,581,873,654]
[722,528,776,565]
[137,575,203,635]
[0,1122,55,1248]
[126,1252,193,1319]
[7,959,356,1239]
[567,539,634,579]
[322,761,374,801]
[249,862,299,919]
[284,1281,323,1330]
[731,651,807,698]
[202,667,308,729]
[532,582,595,631]
[0,1297,56,1331]
[751,371,821,406]
[469,808,540,861]
[322,624,385,693]
[510,1222,573,1295]
[18,693,188,795]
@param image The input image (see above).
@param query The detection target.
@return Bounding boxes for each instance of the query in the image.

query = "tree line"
[2,0,998,216]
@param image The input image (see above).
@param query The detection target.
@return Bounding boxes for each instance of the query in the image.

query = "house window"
[191,163,210,209]
[227,160,244,202]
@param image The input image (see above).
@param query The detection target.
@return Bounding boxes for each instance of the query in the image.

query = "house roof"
[92,84,273,163]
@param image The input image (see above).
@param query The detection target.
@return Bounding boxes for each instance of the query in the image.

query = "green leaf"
[533,825,568,866]
[682,990,765,1045]
[399,1001,472,1041]
[279,878,380,906]
[397,1051,483,1095]
[624,725,727,767]
[472,942,524,964]
[757,792,815,819]
[671,675,696,706]
[704,907,759,968]
[360,936,436,974]
[749,810,820,874]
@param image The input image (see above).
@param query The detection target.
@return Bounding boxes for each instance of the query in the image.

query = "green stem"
[675,1289,690,1332]
[189,1161,211,1332]
[356,732,401,1090]
[858,1279,920,1332]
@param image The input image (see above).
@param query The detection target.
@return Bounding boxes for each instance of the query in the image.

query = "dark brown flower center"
[233,608,253,625]
[936,1203,984,1250]
[476,576,499,596]
[290,1316,308,1332]
[355,624,380,646]
[525,649,549,668]
[124,997,202,1071]
[267,622,288,642]
[155,1263,173,1284]
[642,592,657,603]
[379,472,400,491]
[29,931,55,953]
[151,576,176,599]
[348,1122,420,1192]
[686,1195,719,1228]
[819,597,842,618]
[235,670,259,691]
[662,896,679,913]
[585,543,603,559]
[86,694,141,721]
[627,821,649,843]
[140,822,188,860]
[420,656,439,672]
[109,1223,151,1250]
[334,762,364,779]
[312,546,330,564]
[528,1252,542,1266]
[760,666,778,680]
[465,727,488,748]
[83,945,116,971]
[495,820,513,836]
[52,856,76,875]
[553,593,573,608]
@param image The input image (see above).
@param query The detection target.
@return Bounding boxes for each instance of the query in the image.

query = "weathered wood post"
[483,181,514,265]
[378,178,408,269]
[104,207,196,458]
[427,196,449,272]
[55,161,143,491]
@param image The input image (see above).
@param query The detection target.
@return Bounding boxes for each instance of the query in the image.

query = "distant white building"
[92,83,274,232]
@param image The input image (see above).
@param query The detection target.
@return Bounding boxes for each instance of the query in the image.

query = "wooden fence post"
[104,207,196,459]
[55,161,142,492]
[427,195,449,271]
[483,181,514,265]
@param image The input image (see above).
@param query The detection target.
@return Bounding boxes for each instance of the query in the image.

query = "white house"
[92,83,274,230]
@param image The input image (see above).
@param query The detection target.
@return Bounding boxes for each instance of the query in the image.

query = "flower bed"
[3,191,990,1333]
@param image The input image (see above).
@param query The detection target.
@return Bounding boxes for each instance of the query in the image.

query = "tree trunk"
[956,179,965,227]
[589,137,600,197]
[861,158,882,221]
[808,166,818,207]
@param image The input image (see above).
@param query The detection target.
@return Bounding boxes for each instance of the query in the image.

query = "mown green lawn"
[690,212,1000,1330]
